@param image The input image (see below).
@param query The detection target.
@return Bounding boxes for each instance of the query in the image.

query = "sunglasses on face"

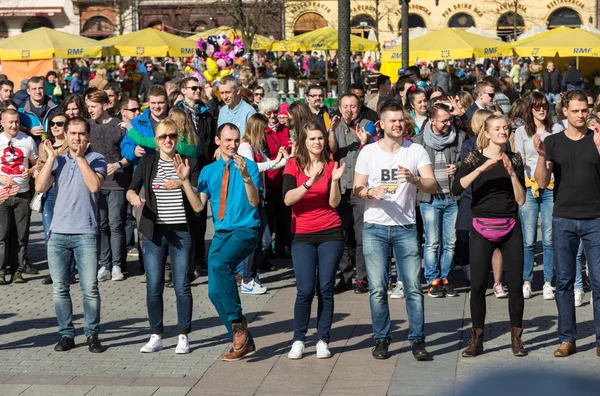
[254,92,264,97]
[485,92,495,99]
[50,121,66,127]
[157,133,178,141]
[124,108,140,113]
[186,86,200,91]
[533,104,549,111]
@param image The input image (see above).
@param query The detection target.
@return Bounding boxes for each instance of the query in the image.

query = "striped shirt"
[433,150,450,198]
[152,158,187,225]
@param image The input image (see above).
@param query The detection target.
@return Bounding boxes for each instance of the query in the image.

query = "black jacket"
[543,69,562,94]
[128,154,200,243]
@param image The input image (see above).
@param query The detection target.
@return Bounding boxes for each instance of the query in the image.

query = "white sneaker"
[241,279,267,295]
[390,282,405,299]
[543,284,555,300]
[316,340,331,359]
[175,334,190,354]
[575,289,585,307]
[591,292,594,307]
[140,334,163,353]
[523,283,532,299]
[287,340,305,359]
[97,266,111,282]
[111,266,124,281]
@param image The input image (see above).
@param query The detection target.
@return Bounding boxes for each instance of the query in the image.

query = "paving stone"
[20,385,94,396]
[85,385,157,396]
[0,384,31,396]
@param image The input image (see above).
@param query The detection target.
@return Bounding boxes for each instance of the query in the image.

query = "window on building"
[82,16,115,40]
[293,12,327,36]
[448,13,476,28]
[547,7,582,28]
[22,16,53,32]
[351,14,377,39]
[398,14,427,32]
[191,20,208,33]
[496,12,525,42]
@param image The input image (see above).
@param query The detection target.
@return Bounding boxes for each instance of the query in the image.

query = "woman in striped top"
[126,119,200,355]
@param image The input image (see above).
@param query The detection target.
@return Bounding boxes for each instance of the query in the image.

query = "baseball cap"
[397,68,406,76]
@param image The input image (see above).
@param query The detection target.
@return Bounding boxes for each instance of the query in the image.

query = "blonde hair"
[168,108,197,146]
[477,115,507,150]
[472,109,494,137]
[456,91,473,111]
[154,119,179,149]
[242,114,268,154]
[95,68,107,79]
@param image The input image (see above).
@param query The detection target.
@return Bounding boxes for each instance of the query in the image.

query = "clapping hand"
[308,161,325,184]
[331,162,346,181]
[43,140,57,160]
[477,158,501,173]
[74,138,90,158]
[330,115,341,133]
[398,165,417,184]
[355,124,369,145]
[502,153,515,177]
[533,134,546,157]
[173,154,190,182]
[233,154,250,179]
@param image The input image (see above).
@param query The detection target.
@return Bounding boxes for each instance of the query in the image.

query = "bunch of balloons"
[194,31,247,83]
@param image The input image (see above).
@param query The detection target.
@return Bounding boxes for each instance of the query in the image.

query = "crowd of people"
[1,54,600,363]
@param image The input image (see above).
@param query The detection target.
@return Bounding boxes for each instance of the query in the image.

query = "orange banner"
[1,59,54,86]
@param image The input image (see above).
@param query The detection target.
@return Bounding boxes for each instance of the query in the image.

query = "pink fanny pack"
[472,218,516,243]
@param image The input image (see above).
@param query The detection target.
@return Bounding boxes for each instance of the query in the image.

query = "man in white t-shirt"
[0,109,38,284]
[354,100,436,361]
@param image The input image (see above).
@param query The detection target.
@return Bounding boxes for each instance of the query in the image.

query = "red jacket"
[264,124,291,187]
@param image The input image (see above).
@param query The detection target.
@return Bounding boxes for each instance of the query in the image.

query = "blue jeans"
[546,93,560,104]
[519,188,554,283]
[42,187,76,276]
[363,222,425,343]
[420,197,458,284]
[142,225,193,335]
[48,233,100,338]
[576,240,586,290]
[242,202,270,283]
[553,217,600,344]
[291,240,344,343]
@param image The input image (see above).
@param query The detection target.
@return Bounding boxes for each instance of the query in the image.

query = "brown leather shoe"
[232,318,249,351]
[235,274,242,285]
[596,346,600,357]
[553,341,576,357]
[221,342,256,361]
[462,328,484,357]
[510,327,527,357]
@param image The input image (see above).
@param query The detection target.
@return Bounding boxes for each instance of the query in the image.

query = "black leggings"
[469,221,524,329]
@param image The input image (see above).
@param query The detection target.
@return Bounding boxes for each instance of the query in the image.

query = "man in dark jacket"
[543,61,562,104]
[562,60,584,92]
[351,55,363,87]
[18,76,60,143]
[431,61,451,94]
[138,61,165,103]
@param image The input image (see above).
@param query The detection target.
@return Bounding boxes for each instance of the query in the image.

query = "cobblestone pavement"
[0,213,598,395]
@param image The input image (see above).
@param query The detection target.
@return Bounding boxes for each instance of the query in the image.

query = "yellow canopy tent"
[0,27,111,60]
[188,26,273,51]
[380,28,513,77]
[512,26,600,58]
[271,27,379,52]
[102,28,196,57]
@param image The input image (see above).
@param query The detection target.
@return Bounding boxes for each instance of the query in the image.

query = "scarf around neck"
[423,122,456,151]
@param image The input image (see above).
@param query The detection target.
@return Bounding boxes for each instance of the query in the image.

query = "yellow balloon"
[203,70,214,82]
[217,69,231,79]
[206,58,218,75]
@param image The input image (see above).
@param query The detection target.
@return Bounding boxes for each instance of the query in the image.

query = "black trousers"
[265,185,290,253]
[469,221,524,329]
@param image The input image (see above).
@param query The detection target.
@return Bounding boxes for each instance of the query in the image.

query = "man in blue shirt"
[35,116,107,354]
[178,122,261,361]
[217,76,256,137]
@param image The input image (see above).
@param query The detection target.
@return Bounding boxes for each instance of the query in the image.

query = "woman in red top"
[283,121,345,360]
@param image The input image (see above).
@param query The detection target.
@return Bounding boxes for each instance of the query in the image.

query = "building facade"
[0,0,80,38]
[73,0,135,39]
[284,0,597,47]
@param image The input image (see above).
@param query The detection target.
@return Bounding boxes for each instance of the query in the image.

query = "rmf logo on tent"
[68,48,84,56]
[181,48,194,55]
[312,43,326,49]
[136,47,145,55]
[484,47,498,55]
[573,48,593,54]
[390,53,402,60]
[21,50,30,59]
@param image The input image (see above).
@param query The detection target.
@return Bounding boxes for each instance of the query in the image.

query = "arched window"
[82,16,115,39]
[351,14,377,39]
[191,20,208,33]
[398,14,427,32]
[22,16,53,32]
[0,19,7,38]
[496,12,525,42]
[547,7,582,28]
[293,12,327,36]
[147,21,164,30]
[448,13,476,28]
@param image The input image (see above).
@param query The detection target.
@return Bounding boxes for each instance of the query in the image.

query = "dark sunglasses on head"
[50,121,65,127]
[533,104,549,111]
[157,132,178,141]
[186,86,200,91]
[124,108,140,113]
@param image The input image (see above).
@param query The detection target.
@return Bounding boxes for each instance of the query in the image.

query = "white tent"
[580,24,600,34]
[364,28,379,61]
[517,26,549,41]
[390,27,430,47]
[465,27,500,40]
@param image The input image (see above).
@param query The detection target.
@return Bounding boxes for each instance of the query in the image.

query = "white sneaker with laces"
[493,283,508,298]
[390,282,405,299]
[316,340,331,359]
[288,340,305,359]
[523,283,532,299]
[575,289,585,307]
[241,279,268,295]
[97,266,111,282]
[543,284,555,300]
[175,334,190,354]
[111,266,124,281]
[140,334,163,353]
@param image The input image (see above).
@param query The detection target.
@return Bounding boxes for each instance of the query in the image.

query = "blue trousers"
[208,228,259,339]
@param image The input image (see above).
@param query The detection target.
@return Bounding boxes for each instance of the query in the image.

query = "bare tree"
[217,0,284,51]
[112,0,136,35]
[351,0,395,43]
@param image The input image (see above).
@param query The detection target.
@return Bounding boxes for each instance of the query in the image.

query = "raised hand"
[30,126,43,137]
[477,158,501,173]
[593,127,600,154]
[331,162,346,181]
[75,138,90,158]
[43,139,57,160]
[213,147,222,160]
[274,147,285,163]
[289,138,297,157]
[398,165,417,184]
[279,146,290,161]
[330,115,341,133]
[308,161,325,184]
[233,154,250,178]
[173,154,190,182]
[130,194,146,208]
[502,153,516,177]
[533,134,546,157]
[355,124,369,145]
